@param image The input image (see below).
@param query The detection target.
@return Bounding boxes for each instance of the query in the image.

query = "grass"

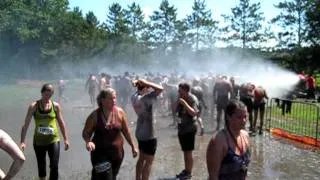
[316,73,320,88]
[265,100,320,138]
[0,79,86,108]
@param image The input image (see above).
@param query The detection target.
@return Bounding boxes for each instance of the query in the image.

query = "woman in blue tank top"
[206,99,251,180]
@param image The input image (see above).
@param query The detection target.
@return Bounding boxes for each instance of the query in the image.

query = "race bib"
[94,161,111,173]
[37,126,54,135]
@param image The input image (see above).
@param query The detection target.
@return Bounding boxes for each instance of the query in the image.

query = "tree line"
[0,0,319,79]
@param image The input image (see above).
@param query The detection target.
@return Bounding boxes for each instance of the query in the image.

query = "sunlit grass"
[266,101,320,138]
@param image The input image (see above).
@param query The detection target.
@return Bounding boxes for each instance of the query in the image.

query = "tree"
[305,0,320,45]
[86,11,99,27]
[271,0,309,49]
[186,0,218,51]
[124,2,145,40]
[172,19,189,51]
[221,0,265,49]
[105,3,129,36]
[149,0,178,55]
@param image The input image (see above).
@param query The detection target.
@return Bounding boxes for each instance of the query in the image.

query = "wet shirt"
[33,100,60,146]
[307,76,316,89]
[92,107,124,153]
[131,91,158,140]
[177,93,198,135]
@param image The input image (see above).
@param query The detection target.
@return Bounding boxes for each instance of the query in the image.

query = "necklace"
[101,108,112,129]
[227,127,244,155]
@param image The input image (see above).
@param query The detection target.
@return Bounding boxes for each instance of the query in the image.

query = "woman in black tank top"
[82,88,138,180]
[207,100,251,180]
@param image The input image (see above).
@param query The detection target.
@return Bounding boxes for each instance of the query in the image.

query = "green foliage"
[186,0,218,51]
[149,0,178,53]
[0,0,319,78]
[124,2,145,39]
[221,0,265,49]
[271,0,309,49]
[305,0,320,45]
[267,102,319,138]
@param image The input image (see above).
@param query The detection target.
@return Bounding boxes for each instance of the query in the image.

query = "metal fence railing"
[265,98,320,147]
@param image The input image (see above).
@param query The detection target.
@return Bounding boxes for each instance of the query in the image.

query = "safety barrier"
[265,98,320,147]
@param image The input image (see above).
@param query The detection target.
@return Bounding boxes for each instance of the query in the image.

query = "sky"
[68,0,281,23]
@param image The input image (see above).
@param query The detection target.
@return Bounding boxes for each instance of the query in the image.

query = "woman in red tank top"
[82,88,138,180]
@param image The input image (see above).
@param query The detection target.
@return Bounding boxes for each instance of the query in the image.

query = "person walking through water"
[57,78,66,104]
[131,79,163,180]
[99,73,112,91]
[213,76,233,131]
[239,83,254,132]
[86,74,99,108]
[253,86,268,135]
[20,83,70,180]
[206,100,251,180]
[175,82,199,180]
[82,88,138,180]
[0,129,25,180]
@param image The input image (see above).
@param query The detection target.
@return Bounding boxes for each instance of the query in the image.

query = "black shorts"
[138,138,157,156]
[178,132,196,151]
[253,101,266,111]
[216,95,229,111]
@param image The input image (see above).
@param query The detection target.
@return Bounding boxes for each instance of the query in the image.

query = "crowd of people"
[81,71,257,180]
[0,70,317,180]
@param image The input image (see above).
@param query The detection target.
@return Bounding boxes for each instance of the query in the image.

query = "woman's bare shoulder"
[210,130,227,144]
[88,109,98,119]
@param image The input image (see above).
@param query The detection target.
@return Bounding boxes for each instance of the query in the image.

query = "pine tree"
[221,0,265,49]
[271,0,309,49]
[186,0,218,51]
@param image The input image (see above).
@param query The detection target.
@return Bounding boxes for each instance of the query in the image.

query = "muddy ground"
[0,83,319,180]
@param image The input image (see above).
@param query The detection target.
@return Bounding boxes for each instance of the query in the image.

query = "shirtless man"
[99,73,112,91]
[117,72,132,112]
[230,76,240,100]
[253,86,268,135]
[213,76,233,131]
[0,129,25,180]
[240,83,254,132]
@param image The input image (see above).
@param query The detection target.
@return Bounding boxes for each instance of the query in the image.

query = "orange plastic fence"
[270,128,320,147]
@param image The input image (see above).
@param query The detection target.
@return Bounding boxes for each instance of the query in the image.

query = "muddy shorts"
[178,132,196,151]
[216,95,229,111]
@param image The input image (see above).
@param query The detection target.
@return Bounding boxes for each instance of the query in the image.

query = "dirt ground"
[0,83,319,180]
